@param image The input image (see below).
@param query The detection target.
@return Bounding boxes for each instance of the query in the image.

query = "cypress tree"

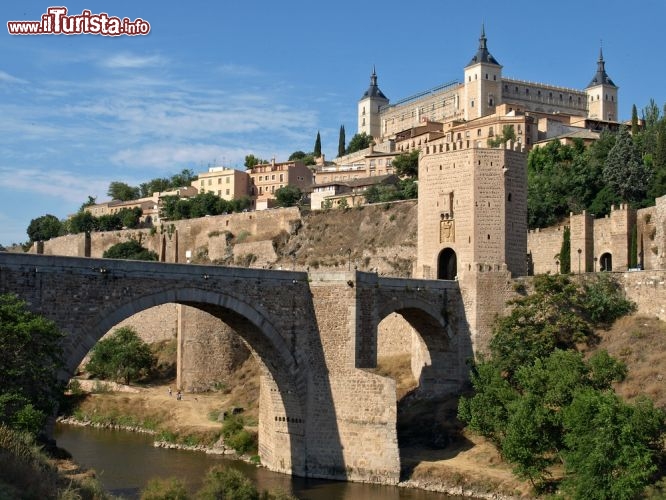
[314,131,322,158]
[338,125,346,158]
[631,104,639,136]
[560,226,571,274]
[630,224,638,268]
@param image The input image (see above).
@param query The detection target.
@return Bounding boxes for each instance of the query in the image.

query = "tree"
[244,154,266,169]
[0,294,64,434]
[391,150,420,178]
[79,195,97,211]
[338,125,346,157]
[561,390,664,499]
[346,132,373,154]
[559,226,571,274]
[631,104,639,136]
[488,125,517,147]
[603,127,652,203]
[103,240,158,261]
[648,118,666,199]
[86,327,154,385]
[274,186,302,207]
[107,181,140,201]
[314,131,322,157]
[26,214,63,242]
[67,210,97,234]
[288,150,315,166]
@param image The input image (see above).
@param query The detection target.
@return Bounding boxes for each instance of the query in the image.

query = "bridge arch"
[67,286,307,476]
[376,296,458,397]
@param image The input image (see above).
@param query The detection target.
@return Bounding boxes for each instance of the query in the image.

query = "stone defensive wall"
[32,207,302,263]
[528,195,666,275]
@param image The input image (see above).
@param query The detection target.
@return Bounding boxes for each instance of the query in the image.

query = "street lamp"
[594,256,598,273]
[347,248,352,271]
[555,260,560,274]
[577,248,582,274]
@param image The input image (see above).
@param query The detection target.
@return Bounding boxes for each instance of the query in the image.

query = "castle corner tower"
[357,66,389,140]
[463,25,503,121]
[585,47,618,121]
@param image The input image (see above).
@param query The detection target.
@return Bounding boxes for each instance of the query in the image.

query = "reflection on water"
[55,424,457,499]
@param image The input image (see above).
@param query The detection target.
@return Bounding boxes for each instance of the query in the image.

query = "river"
[55,424,458,499]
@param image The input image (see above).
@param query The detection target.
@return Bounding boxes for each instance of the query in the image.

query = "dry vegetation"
[275,201,418,275]
[587,313,666,408]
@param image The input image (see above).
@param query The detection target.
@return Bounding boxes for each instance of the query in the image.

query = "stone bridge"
[0,252,473,484]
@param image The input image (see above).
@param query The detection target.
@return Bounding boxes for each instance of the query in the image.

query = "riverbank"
[58,382,531,499]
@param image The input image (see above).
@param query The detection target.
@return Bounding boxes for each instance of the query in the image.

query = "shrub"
[196,466,259,500]
[141,477,188,500]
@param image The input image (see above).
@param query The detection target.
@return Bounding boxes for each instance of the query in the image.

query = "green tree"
[338,125,346,157]
[314,131,322,157]
[391,150,420,178]
[274,186,302,207]
[244,154,266,169]
[559,226,571,274]
[288,150,315,165]
[648,117,666,199]
[86,327,154,385]
[103,240,158,261]
[561,389,664,500]
[631,104,639,136]
[26,214,63,242]
[67,210,97,234]
[79,195,97,211]
[603,127,652,203]
[488,124,517,147]
[107,181,140,201]
[0,294,64,434]
[346,132,373,154]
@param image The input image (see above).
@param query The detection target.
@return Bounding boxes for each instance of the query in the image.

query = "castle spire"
[360,66,387,101]
[466,24,500,67]
[587,44,616,88]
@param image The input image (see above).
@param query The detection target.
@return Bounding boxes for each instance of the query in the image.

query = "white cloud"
[0,167,108,203]
[0,70,27,84]
[101,53,166,69]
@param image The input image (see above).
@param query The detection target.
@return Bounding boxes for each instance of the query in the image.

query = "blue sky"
[1,1,665,246]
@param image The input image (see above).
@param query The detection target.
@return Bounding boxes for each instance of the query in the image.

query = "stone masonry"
[0,252,471,484]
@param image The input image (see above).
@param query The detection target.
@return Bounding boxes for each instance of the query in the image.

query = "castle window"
[508,193,512,202]
[475,74,477,80]
[485,73,488,79]
[362,106,365,115]
[362,118,366,126]
[605,94,608,101]
[538,90,541,97]
[218,178,221,184]
[468,76,471,82]
[477,129,482,136]
[559,93,563,101]
[515,86,518,93]
[526,88,529,95]
[493,74,497,80]
[471,99,475,108]
[611,95,614,102]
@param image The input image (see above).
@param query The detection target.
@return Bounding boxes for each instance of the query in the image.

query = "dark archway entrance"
[437,248,457,280]
[600,252,613,272]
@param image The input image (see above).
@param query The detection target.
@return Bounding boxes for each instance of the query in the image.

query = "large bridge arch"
[66,286,308,475]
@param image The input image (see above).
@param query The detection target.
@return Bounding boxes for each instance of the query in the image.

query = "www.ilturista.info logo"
[7,7,150,36]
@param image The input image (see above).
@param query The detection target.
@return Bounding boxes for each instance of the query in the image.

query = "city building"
[193,166,250,201]
[247,159,314,210]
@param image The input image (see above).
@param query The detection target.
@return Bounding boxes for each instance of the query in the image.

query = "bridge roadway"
[0,252,471,484]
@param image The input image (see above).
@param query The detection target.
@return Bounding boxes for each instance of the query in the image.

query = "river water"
[55,424,457,499]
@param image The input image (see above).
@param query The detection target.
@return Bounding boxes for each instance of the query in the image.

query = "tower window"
[485,73,488,79]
